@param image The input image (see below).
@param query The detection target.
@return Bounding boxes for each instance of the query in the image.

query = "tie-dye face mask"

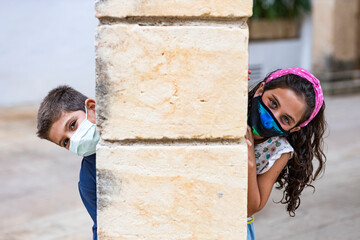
[266,68,323,127]
[248,96,291,138]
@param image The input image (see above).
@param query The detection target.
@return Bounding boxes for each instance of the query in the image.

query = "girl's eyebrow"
[272,94,281,107]
[271,94,296,123]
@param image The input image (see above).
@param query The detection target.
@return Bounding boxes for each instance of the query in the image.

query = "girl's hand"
[245,126,254,148]
[248,69,252,80]
[245,126,256,168]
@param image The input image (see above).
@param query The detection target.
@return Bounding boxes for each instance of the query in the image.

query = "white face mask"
[69,107,100,157]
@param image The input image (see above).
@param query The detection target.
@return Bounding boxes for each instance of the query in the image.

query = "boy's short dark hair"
[37,85,88,140]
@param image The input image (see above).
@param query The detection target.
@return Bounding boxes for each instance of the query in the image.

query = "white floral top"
[254,136,294,175]
[248,136,294,223]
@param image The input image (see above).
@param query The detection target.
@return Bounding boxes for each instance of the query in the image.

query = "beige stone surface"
[312,0,360,72]
[95,0,252,18]
[333,0,359,61]
[96,144,247,239]
[96,24,248,140]
[312,0,335,72]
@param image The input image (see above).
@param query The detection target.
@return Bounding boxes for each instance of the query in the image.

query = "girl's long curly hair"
[248,72,327,216]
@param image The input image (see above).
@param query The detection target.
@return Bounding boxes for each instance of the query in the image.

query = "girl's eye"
[70,120,76,130]
[270,100,277,108]
[282,116,290,124]
[64,138,69,147]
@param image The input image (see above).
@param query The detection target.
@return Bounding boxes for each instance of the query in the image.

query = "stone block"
[96,24,248,140]
[95,0,252,18]
[97,144,247,239]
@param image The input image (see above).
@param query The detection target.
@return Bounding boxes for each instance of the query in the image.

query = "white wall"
[248,14,313,86]
[0,0,97,106]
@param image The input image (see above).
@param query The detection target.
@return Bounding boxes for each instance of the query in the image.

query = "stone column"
[313,0,360,72]
[312,0,360,94]
[95,1,252,239]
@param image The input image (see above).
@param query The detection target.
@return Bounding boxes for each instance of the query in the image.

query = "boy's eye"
[70,120,76,130]
[64,138,69,147]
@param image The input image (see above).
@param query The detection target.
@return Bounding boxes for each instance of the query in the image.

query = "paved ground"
[1,94,359,240]
[0,106,92,240]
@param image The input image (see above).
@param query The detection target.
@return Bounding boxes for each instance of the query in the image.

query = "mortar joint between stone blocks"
[97,16,248,28]
[98,138,247,147]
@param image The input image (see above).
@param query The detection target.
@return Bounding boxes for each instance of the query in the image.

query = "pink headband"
[266,68,323,127]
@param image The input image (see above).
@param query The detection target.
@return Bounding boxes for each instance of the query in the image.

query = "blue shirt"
[78,153,97,240]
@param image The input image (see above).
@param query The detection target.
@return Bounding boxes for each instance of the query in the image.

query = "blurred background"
[1,0,359,239]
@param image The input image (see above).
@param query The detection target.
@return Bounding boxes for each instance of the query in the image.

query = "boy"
[37,85,98,240]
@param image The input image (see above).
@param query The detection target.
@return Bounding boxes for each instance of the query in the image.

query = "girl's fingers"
[246,139,252,147]
[245,126,252,140]
[246,126,254,144]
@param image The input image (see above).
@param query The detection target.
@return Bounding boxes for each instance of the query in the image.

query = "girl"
[245,68,326,240]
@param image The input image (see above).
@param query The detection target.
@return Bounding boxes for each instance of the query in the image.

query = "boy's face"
[48,99,96,149]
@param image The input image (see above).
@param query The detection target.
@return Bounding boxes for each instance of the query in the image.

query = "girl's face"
[254,82,306,132]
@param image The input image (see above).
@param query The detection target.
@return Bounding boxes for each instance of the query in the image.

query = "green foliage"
[253,0,311,19]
